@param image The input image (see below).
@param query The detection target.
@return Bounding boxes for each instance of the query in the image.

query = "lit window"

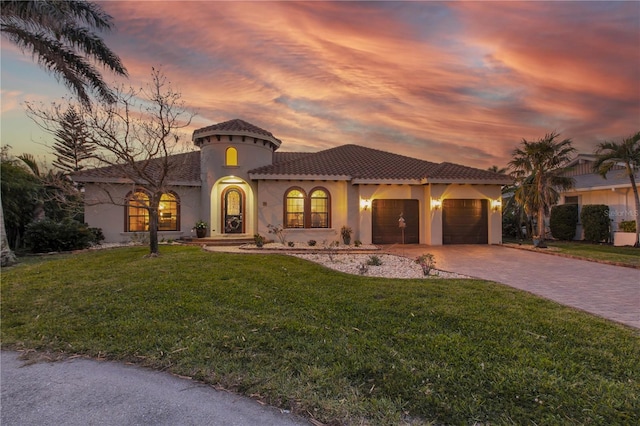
[126,191,179,232]
[158,193,179,231]
[310,189,329,228]
[226,147,238,166]
[285,189,305,228]
[127,191,149,232]
[284,187,331,229]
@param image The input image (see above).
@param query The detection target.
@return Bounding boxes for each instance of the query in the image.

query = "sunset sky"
[1,1,639,169]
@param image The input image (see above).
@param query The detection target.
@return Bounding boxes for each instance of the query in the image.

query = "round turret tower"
[191,119,281,238]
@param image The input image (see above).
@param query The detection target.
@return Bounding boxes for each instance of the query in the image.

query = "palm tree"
[1,0,127,105]
[593,131,640,247]
[509,132,576,244]
[488,165,508,174]
[1,0,126,265]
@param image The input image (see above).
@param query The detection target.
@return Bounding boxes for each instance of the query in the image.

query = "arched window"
[158,192,179,231]
[285,188,306,228]
[127,191,149,232]
[284,187,331,229]
[126,191,180,232]
[310,188,330,228]
[225,147,238,166]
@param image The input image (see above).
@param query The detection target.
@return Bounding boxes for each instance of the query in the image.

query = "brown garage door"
[443,199,488,244]
[372,199,419,244]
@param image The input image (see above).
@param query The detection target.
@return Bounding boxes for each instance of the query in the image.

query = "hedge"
[580,204,610,243]
[550,204,578,240]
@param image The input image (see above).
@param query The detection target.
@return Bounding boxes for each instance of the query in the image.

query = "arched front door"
[222,187,244,234]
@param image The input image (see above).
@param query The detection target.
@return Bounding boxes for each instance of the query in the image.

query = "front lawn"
[2,246,638,425]
[546,241,640,267]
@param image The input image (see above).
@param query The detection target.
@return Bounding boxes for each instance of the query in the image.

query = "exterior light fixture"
[491,199,502,212]
[360,198,372,210]
[431,198,442,210]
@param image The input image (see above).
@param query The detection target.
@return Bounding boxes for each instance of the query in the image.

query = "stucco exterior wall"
[429,184,503,245]
[254,180,351,244]
[82,183,201,243]
[562,188,636,231]
[252,182,504,246]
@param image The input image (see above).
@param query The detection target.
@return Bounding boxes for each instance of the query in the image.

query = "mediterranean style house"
[72,119,511,245]
[557,153,639,242]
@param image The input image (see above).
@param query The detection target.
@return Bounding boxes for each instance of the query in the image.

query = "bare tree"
[26,68,195,256]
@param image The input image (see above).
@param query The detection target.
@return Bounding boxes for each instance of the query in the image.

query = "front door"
[223,187,244,234]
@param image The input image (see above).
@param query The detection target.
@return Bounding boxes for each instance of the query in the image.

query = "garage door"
[442,199,488,244]
[372,199,419,244]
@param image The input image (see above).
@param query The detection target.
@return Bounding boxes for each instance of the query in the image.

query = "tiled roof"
[71,151,201,185]
[250,144,511,184]
[251,144,439,180]
[192,118,282,148]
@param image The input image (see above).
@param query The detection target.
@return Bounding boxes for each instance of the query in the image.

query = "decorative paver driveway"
[383,244,640,330]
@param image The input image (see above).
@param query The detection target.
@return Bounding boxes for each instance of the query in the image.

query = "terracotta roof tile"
[427,162,510,182]
[250,144,439,180]
[193,118,282,145]
[71,143,510,185]
[250,144,510,183]
[72,151,201,184]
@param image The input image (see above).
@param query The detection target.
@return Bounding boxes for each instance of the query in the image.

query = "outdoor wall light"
[491,199,502,212]
[360,198,372,210]
[431,198,442,210]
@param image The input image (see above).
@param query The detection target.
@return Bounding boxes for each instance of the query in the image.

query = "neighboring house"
[72,119,511,245]
[558,153,639,240]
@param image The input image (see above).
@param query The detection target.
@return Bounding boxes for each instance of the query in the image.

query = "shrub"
[366,255,382,266]
[307,239,317,246]
[550,204,578,240]
[287,241,295,247]
[618,220,636,233]
[24,218,95,253]
[354,240,362,247]
[580,205,610,243]
[267,224,286,244]
[253,234,265,247]
[415,253,436,276]
[90,227,105,245]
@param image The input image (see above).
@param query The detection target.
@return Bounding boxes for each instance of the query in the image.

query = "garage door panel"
[372,199,419,244]
[443,199,488,244]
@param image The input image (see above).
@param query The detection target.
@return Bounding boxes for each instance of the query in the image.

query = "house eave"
[193,130,281,151]
[249,173,351,181]
[566,183,632,192]
[423,178,513,185]
[72,176,201,186]
[352,178,423,185]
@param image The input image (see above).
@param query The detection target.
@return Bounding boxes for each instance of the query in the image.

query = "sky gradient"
[1,1,639,169]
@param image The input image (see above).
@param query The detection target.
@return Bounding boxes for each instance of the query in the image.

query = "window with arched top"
[225,147,238,166]
[158,192,179,231]
[285,188,306,228]
[310,188,330,228]
[126,190,180,232]
[284,187,330,228]
[127,191,150,232]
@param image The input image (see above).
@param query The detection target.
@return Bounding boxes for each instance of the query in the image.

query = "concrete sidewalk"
[1,351,310,426]
[383,244,640,329]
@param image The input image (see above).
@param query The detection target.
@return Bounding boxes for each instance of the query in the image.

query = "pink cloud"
[3,1,636,169]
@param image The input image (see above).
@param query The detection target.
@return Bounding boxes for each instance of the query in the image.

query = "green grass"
[2,246,639,425]
[505,238,640,268]
[546,241,640,267]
